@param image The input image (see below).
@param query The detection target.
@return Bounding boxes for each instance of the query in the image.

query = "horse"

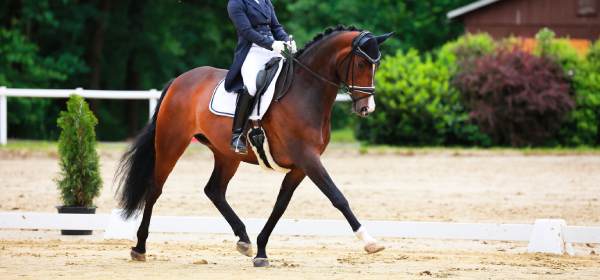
[116,26,393,267]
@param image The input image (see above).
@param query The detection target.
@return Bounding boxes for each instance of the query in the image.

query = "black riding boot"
[230,88,254,154]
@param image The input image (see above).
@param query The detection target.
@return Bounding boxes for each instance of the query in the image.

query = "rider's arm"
[228,0,275,50]
[268,1,289,41]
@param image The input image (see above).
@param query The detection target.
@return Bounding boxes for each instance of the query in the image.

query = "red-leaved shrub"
[454,49,574,146]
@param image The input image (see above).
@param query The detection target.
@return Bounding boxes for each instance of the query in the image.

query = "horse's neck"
[291,42,342,125]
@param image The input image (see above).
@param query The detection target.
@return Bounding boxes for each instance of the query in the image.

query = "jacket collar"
[245,0,269,18]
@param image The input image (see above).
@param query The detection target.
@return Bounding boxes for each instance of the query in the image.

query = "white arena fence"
[0,87,352,145]
[1,210,599,255]
[2,88,598,255]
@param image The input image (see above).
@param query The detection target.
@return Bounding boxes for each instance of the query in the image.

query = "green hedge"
[556,39,600,146]
[356,30,599,147]
[356,48,489,146]
[437,33,496,74]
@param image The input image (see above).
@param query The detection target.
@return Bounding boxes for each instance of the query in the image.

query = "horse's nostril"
[360,107,369,117]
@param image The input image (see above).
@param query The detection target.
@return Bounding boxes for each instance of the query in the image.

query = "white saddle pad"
[209,59,284,120]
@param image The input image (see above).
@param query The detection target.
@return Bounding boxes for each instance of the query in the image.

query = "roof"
[447,0,502,19]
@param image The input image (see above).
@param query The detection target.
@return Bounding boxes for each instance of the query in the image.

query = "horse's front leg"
[253,168,305,267]
[300,153,385,254]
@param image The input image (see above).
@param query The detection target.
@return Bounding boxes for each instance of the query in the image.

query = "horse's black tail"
[115,79,174,219]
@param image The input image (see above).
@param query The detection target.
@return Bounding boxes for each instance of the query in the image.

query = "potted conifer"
[55,95,102,235]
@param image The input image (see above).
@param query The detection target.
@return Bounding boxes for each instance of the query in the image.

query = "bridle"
[342,31,381,101]
[288,31,381,103]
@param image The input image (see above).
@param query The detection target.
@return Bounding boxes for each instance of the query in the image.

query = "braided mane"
[294,25,363,58]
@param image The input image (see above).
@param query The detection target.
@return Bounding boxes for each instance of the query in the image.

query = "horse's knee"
[331,196,349,211]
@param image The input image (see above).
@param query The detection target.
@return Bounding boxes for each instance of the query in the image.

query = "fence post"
[527,219,574,255]
[148,89,158,121]
[74,87,83,97]
[0,86,7,146]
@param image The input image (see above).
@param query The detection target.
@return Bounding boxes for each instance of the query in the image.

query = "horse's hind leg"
[203,152,252,256]
[131,127,192,261]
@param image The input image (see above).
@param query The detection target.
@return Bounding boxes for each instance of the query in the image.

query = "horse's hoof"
[364,243,385,254]
[253,257,270,267]
[236,241,253,257]
[130,249,146,261]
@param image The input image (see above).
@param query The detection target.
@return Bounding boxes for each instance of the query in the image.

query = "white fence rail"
[1,211,599,255]
[0,87,161,146]
[0,87,352,145]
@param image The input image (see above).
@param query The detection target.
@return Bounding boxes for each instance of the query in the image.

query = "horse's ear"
[375,32,394,45]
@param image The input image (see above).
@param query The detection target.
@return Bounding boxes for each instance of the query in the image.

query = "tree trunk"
[125,53,140,137]
[89,0,112,89]
[3,0,22,27]
[124,0,145,137]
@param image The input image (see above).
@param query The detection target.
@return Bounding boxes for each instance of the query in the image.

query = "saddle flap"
[256,57,282,98]
[274,54,294,101]
[210,58,285,120]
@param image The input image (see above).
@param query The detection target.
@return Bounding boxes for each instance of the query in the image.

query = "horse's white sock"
[354,226,377,245]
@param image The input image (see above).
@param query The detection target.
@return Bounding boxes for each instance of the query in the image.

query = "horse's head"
[339,31,393,117]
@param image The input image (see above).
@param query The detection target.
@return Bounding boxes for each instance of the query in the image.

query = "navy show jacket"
[225,0,290,93]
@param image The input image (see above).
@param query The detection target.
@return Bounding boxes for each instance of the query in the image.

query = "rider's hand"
[271,41,286,54]
[289,40,298,54]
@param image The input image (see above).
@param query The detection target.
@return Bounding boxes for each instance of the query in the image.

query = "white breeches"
[241,44,282,96]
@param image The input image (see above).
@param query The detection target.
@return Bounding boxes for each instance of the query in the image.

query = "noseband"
[289,31,381,103]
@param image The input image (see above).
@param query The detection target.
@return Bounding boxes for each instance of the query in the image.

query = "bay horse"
[116,26,393,267]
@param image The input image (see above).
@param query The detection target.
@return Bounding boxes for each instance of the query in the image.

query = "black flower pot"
[56,206,97,235]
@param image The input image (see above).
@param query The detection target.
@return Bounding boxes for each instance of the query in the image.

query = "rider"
[225,0,297,155]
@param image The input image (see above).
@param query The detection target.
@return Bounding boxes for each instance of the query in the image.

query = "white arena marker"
[104,209,141,240]
[527,219,574,255]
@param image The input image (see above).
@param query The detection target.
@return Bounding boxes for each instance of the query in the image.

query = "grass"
[330,128,357,143]
[355,144,600,156]
[0,140,130,158]
[0,140,128,151]
[2,137,600,156]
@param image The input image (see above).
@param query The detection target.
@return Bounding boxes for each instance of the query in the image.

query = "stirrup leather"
[231,133,247,154]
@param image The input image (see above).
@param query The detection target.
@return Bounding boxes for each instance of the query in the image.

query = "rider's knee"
[245,84,257,96]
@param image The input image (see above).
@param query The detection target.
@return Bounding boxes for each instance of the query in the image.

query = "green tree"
[56,95,102,207]
[283,0,472,52]
[532,28,599,146]
[556,39,600,146]
[2,0,475,140]
[1,0,89,139]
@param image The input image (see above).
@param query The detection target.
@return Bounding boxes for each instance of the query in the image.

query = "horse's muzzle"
[359,107,370,117]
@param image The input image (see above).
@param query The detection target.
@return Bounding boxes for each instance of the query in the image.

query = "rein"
[290,56,339,88]
[282,31,380,103]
